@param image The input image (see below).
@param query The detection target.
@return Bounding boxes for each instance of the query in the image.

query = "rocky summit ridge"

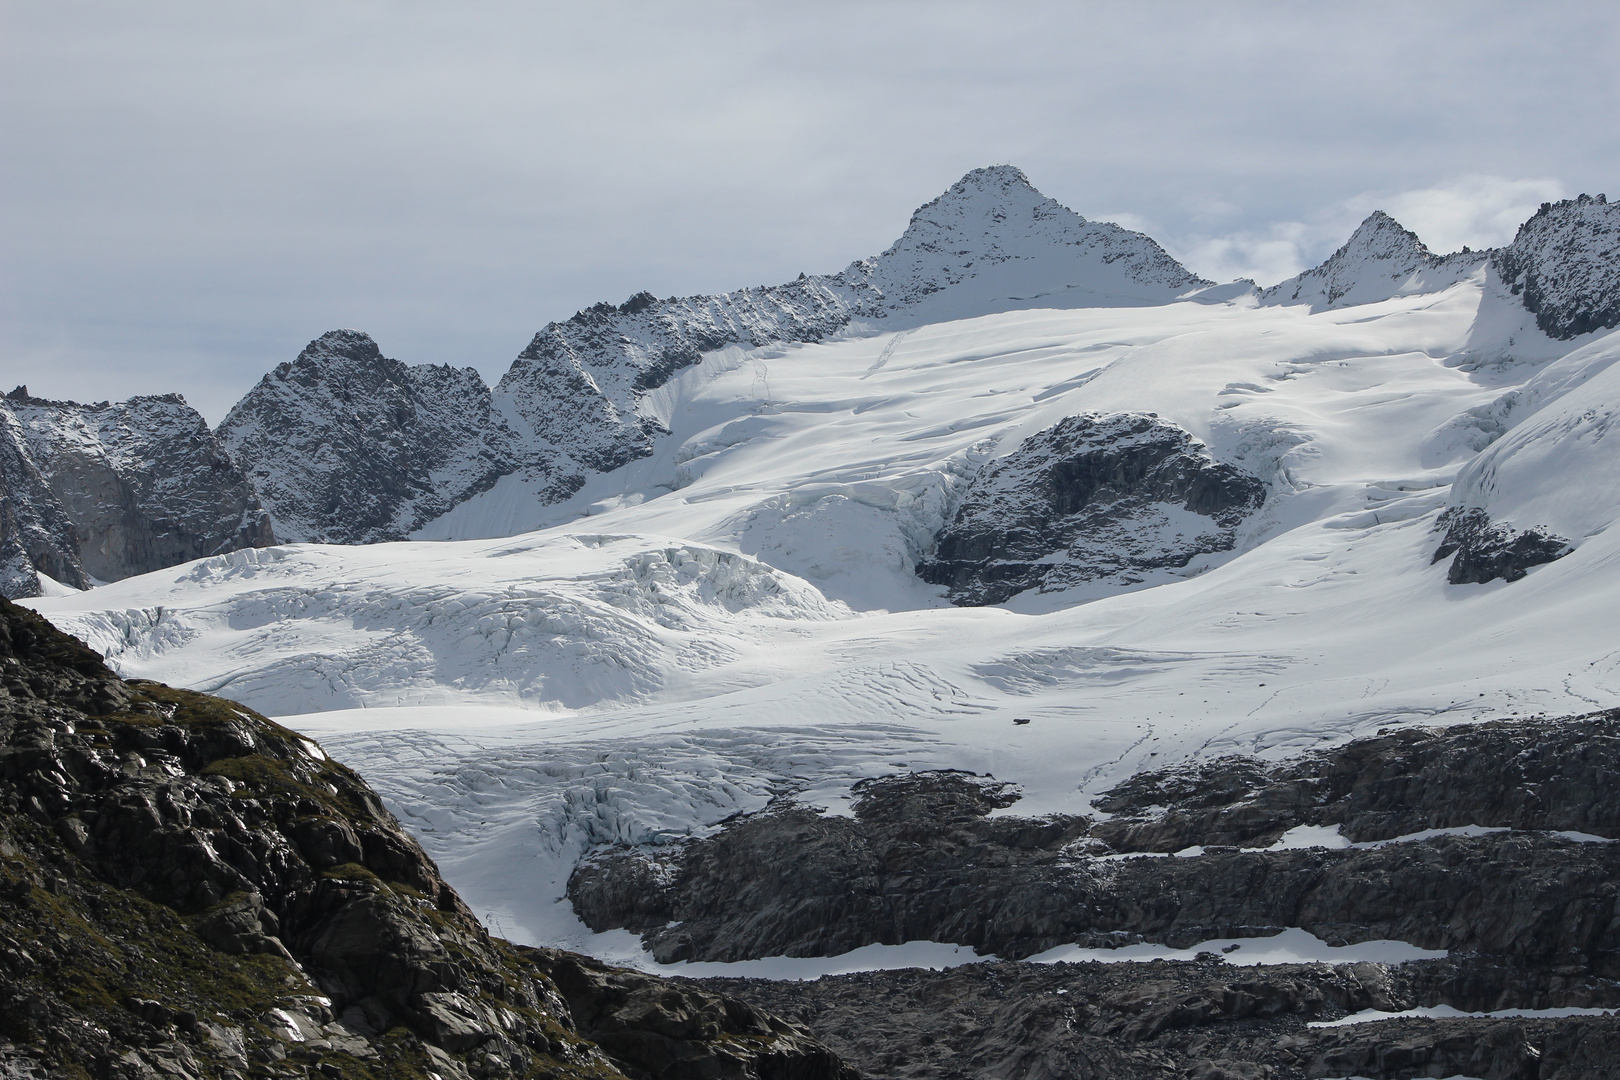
[226,166,1210,547]
[1259,210,1487,311]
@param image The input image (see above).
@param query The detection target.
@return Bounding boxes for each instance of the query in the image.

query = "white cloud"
[1164,222,1313,287]
[1345,176,1568,254]
[1156,176,1571,288]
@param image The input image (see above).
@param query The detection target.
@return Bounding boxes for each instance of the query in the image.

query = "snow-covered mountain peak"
[865,167,1209,315]
[1340,211,1431,261]
[278,328,390,378]
[217,330,517,544]
[884,164,1071,244]
[1261,210,1485,311]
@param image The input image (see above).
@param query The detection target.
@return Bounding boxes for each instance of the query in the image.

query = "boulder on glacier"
[1431,507,1570,585]
[917,412,1266,605]
[0,386,272,598]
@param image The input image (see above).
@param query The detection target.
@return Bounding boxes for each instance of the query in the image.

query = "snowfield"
[24,233,1620,969]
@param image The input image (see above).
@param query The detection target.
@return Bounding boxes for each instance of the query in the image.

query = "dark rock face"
[0,387,273,598]
[497,277,868,483]
[1432,506,1570,584]
[700,959,1620,1080]
[570,718,1620,1075]
[571,713,1620,984]
[527,949,858,1080]
[217,330,532,544]
[0,414,88,598]
[0,596,853,1080]
[917,413,1266,604]
[1493,193,1620,340]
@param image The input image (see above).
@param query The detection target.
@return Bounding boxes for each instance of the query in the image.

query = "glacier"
[18,171,1620,971]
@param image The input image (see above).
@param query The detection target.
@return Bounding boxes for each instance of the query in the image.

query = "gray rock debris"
[700,958,1620,1080]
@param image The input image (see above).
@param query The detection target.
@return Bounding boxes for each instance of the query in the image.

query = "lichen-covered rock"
[0,596,854,1080]
[0,387,272,598]
[917,413,1266,604]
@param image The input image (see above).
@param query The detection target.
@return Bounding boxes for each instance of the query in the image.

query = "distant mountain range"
[3,167,1617,599]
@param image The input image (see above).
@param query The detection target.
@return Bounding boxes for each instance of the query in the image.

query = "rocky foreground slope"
[0,595,854,1080]
[573,724,1620,1077]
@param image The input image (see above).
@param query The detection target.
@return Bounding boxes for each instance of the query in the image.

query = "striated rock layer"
[0,388,273,600]
[0,595,854,1080]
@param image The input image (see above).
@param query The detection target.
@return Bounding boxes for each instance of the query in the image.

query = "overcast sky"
[4,1,1617,422]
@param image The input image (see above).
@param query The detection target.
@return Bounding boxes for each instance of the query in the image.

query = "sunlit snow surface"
[26,277,1620,964]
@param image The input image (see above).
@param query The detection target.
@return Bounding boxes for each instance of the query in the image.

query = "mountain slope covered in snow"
[224,166,1211,544]
[1260,210,1486,310]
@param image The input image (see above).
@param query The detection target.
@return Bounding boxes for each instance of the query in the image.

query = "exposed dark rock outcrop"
[572,713,1620,957]
[918,413,1266,604]
[1493,193,1620,340]
[571,718,1620,1075]
[0,595,854,1079]
[700,958,1620,1080]
[0,388,273,599]
[1431,506,1571,584]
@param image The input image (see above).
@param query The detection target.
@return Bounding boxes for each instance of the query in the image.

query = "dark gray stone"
[1492,193,1620,340]
[918,413,1266,604]
[1432,506,1571,584]
[0,387,271,597]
